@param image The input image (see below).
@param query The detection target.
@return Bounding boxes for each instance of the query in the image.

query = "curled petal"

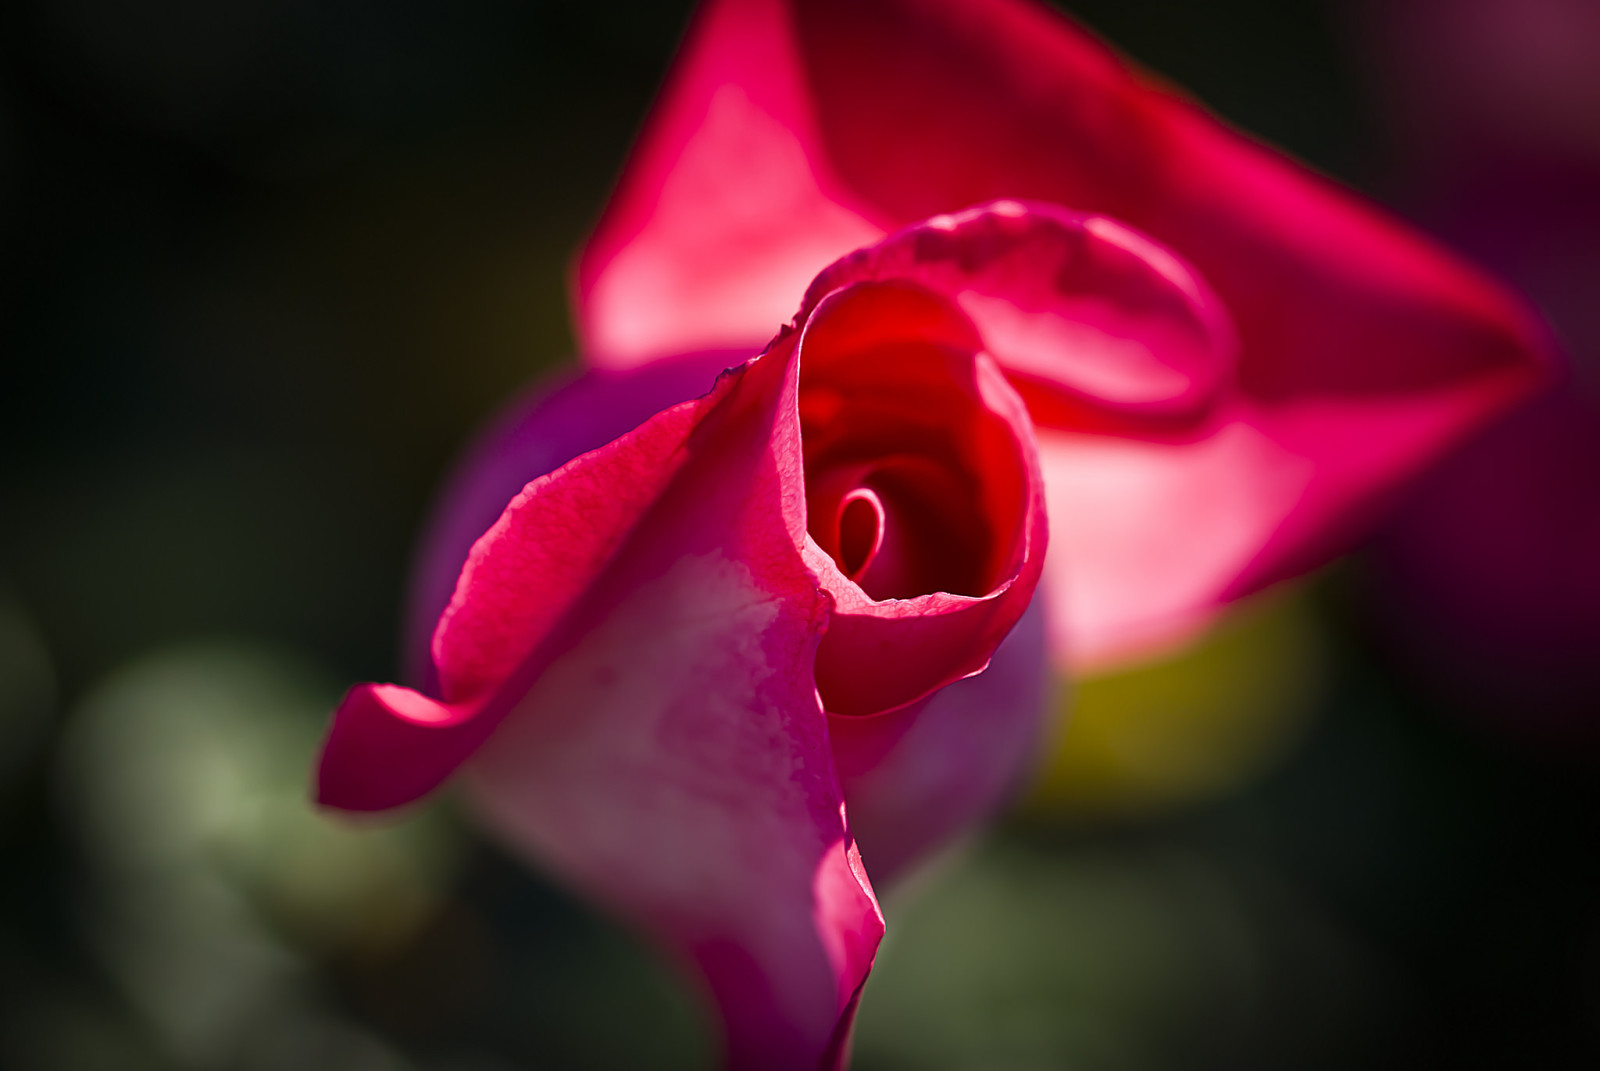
[318,386,710,811]
[320,344,883,1067]
[775,252,1054,886]
[790,277,1047,717]
[404,353,740,689]
[802,201,1237,426]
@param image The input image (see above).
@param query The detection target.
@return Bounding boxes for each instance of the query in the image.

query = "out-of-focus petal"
[1034,422,1309,665]
[1362,0,1600,735]
[1373,389,1600,731]
[576,0,882,366]
[1037,375,1531,666]
[788,0,1543,400]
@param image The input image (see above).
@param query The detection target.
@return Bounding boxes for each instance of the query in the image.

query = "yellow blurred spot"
[1024,587,1325,820]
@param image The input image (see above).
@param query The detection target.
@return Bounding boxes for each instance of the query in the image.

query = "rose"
[321,201,1240,1066]
[316,0,1553,1067]
[578,0,1556,671]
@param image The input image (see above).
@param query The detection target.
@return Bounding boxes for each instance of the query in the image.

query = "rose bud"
[326,201,1223,1068]
[317,0,1556,1066]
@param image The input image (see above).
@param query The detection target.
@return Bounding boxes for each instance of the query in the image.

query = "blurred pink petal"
[580,0,1553,667]
[578,0,882,365]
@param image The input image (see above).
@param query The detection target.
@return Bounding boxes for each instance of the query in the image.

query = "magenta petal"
[789,0,1547,405]
[316,683,479,811]
[464,548,879,1068]
[576,0,882,366]
[430,406,704,706]
[318,369,726,812]
[404,352,743,688]
[319,354,752,811]
[461,341,882,1068]
[1032,422,1305,666]
[1036,372,1559,667]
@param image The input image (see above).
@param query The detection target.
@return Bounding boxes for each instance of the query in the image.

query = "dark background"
[2,2,1597,1068]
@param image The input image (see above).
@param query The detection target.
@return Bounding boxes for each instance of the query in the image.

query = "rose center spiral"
[796,283,1029,603]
